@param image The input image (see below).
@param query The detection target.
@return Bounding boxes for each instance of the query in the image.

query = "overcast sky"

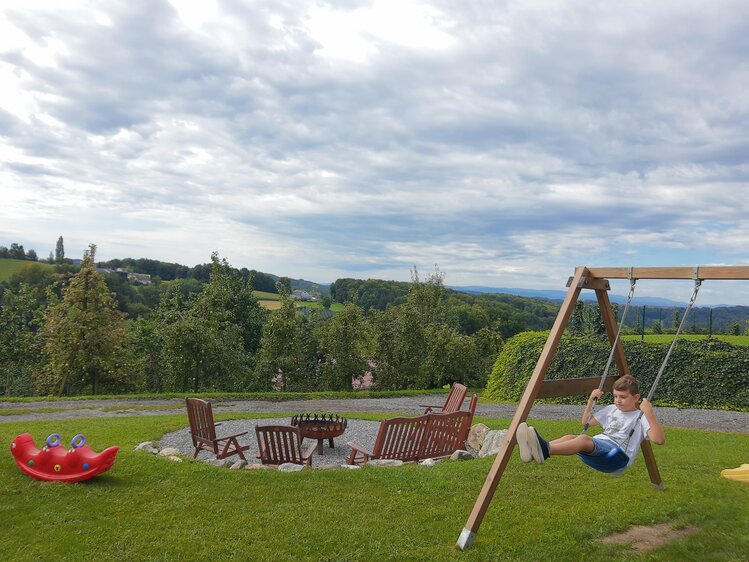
[2,0,749,304]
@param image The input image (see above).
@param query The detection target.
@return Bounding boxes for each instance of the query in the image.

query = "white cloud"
[1,0,749,304]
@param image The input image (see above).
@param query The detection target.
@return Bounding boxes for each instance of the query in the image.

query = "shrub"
[485,332,749,409]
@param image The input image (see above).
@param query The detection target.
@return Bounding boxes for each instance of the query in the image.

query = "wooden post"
[595,287,629,377]
[640,441,665,490]
[455,267,588,551]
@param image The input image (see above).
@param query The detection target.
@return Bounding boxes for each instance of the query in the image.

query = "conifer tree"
[41,244,126,395]
[55,236,65,263]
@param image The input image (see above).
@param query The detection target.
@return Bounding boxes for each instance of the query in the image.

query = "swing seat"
[578,442,630,474]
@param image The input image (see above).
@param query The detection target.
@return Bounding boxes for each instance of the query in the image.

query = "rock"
[246,463,275,470]
[158,447,181,457]
[167,456,182,462]
[278,463,305,472]
[467,423,490,450]
[340,464,361,470]
[230,460,247,470]
[206,458,232,468]
[366,459,404,467]
[134,441,153,451]
[419,458,443,467]
[450,449,476,461]
[479,429,509,458]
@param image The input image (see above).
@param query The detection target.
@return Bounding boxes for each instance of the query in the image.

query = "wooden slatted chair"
[458,393,478,445]
[185,398,249,461]
[347,415,431,465]
[419,382,468,414]
[255,425,317,467]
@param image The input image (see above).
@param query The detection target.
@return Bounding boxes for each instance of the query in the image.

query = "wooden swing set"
[456,265,749,551]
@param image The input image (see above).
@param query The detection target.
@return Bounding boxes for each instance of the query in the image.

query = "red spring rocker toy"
[10,433,119,483]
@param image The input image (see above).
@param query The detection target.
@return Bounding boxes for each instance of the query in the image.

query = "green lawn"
[253,290,281,300]
[0,388,447,404]
[1,414,747,560]
[0,258,53,282]
[622,334,749,346]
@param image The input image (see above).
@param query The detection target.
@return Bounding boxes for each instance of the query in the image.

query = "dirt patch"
[598,522,700,554]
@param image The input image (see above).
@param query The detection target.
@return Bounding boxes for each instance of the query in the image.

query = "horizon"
[2,2,749,306]
[5,245,749,308]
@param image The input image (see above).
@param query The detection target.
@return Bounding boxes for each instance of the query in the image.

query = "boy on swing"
[516,375,665,473]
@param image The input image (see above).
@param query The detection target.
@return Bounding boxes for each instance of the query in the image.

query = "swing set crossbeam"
[537,375,618,398]
[587,266,749,280]
[455,264,747,552]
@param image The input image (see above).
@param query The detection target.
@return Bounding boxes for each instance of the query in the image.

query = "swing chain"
[620,273,703,452]
[582,273,637,433]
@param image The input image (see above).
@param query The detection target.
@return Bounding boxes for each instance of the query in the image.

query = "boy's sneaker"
[516,422,533,462]
[526,426,546,464]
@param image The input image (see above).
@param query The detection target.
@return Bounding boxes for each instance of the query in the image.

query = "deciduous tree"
[0,284,44,395]
[317,303,368,390]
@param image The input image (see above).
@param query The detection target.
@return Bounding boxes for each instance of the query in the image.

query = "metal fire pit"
[290,413,348,455]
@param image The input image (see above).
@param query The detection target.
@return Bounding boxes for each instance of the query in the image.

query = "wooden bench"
[347,394,477,465]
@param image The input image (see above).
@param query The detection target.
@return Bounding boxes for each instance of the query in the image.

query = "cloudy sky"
[2,0,749,304]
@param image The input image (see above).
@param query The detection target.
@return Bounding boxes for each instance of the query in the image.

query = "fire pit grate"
[291,413,348,455]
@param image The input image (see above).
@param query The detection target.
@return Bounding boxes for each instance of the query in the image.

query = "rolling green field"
[622,334,749,346]
[254,290,344,312]
[1,413,747,560]
[0,258,53,282]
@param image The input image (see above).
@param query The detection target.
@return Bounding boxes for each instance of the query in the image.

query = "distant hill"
[0,258,54,282]
[449,284,749,331]
[266,274,330,296]
[448,285,685,307]
[94,257,330,296]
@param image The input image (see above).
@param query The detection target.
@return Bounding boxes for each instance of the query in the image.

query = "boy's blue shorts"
[578,436,629,474]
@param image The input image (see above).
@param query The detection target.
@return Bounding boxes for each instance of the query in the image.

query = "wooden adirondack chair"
[185,398,249,461]
[420,382,468,414]
[255,425,317,466]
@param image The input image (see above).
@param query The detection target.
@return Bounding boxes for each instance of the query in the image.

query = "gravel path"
[1,395,747,433]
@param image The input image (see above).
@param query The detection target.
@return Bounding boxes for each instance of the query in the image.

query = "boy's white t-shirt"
[592,404,650,467]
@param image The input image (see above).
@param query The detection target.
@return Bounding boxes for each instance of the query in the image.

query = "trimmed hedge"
[485,332,749,410]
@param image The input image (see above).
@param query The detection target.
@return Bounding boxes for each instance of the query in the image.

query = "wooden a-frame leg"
[640,440,665,490]
[598,288,665,491]
[456,267,588,551]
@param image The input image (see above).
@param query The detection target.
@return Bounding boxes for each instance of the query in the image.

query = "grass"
[0,258,53,282]
[622,334,749,346]
[0,388,451,404]
[1,414,747,561]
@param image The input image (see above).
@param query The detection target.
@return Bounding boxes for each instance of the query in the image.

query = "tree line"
[1,248,507,397]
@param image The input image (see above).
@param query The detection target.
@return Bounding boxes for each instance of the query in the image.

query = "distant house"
[291,289,315,301]
[127,272,151,285]
[96,268,151,285]
[96,267,126,276]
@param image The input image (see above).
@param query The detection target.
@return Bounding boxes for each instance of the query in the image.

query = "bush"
[485,332,749,409]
